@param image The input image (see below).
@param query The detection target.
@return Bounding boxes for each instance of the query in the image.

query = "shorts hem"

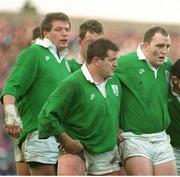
[25,157,57,164]
[153,157,176,165]
[87,167,120,175]
[124,154,151,162]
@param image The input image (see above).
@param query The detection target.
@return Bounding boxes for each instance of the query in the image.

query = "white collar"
[81,63,108,85]
[81,63,108,97]
[35,38,55,49]
[35,38,68,63]
[137,43,146,60]
[81,63,97,84]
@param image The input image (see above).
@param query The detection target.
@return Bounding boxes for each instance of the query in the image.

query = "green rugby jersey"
[1,44,71,145]
[38,69,122,154]
[68,58,82,73]
[115,52,172,134]
[167,92,180,148]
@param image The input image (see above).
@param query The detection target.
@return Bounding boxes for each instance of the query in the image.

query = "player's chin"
[59,43,68,49]
[108,72,114,77]
[157,60,164,66]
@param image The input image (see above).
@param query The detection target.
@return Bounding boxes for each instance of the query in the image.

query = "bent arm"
[57,133,84,154]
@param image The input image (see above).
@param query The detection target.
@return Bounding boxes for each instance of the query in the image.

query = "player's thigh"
[28,162,57,175]
[118,166,127,176]
[16,162,30,176]
[58,153,86,175]
[173,147,180,175]
[125,156,153,175]
[154,160,177,175]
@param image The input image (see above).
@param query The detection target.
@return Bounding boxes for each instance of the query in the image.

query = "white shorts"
[121,131,175,165]
[59,144,121,175]
[84,145,121,175]
[15,130,59,164]
[173,147,180,175]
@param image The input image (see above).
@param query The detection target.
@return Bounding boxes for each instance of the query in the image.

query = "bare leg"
[28,162,57,176]
[118,166,127,176]
[154,160,177,175]
[58,154,86,175]
[16,161,30,175]
[124,156,153,175]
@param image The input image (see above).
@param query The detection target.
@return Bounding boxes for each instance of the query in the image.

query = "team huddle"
[0,12,180,176]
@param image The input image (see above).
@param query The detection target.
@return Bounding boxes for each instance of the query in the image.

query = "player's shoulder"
[64,69,83,83]
[117,51,138,67]
[20,44,41,55]
[56,70,83,93]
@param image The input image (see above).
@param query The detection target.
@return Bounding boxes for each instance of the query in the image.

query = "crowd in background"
[0,13,180,175]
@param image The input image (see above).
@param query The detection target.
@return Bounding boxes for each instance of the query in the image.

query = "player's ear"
[172,75,179,85]
[92,56,100,66]
[78,37,81,45]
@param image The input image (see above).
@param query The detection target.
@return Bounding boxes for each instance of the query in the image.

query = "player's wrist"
[4,104,22,127]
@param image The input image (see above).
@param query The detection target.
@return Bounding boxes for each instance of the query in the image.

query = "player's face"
[98,50,119,79]
[143,33,171,68]
[44,20,70,50]
[172,75,180,95]
[79,31,104,60]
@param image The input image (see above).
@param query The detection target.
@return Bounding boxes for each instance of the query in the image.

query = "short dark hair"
[143,26,169,44]
[87,38,119,64]
[32,26,41,40]
[171,59,180,79]
[79,20,104,40]
[41,12,71,38]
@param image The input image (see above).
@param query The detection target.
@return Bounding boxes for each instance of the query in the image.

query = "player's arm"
[3,95,22,138]
[1,47,38,138]
[38,79,84,154]
[57,133,84,154]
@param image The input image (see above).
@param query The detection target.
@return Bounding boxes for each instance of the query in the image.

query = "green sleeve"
[1,46,39,99]
[38,79,77,139]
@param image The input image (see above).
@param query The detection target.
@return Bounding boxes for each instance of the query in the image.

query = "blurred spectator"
[0,104,16,175]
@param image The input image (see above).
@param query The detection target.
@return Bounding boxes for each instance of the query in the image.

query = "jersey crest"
[111,85,119,96]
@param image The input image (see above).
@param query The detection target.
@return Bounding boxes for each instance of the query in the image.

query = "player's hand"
[64,139,84,154]
[118,128,124,144]
[5,125,22,138]
[58,133,84,154]
[4,104,22,138]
